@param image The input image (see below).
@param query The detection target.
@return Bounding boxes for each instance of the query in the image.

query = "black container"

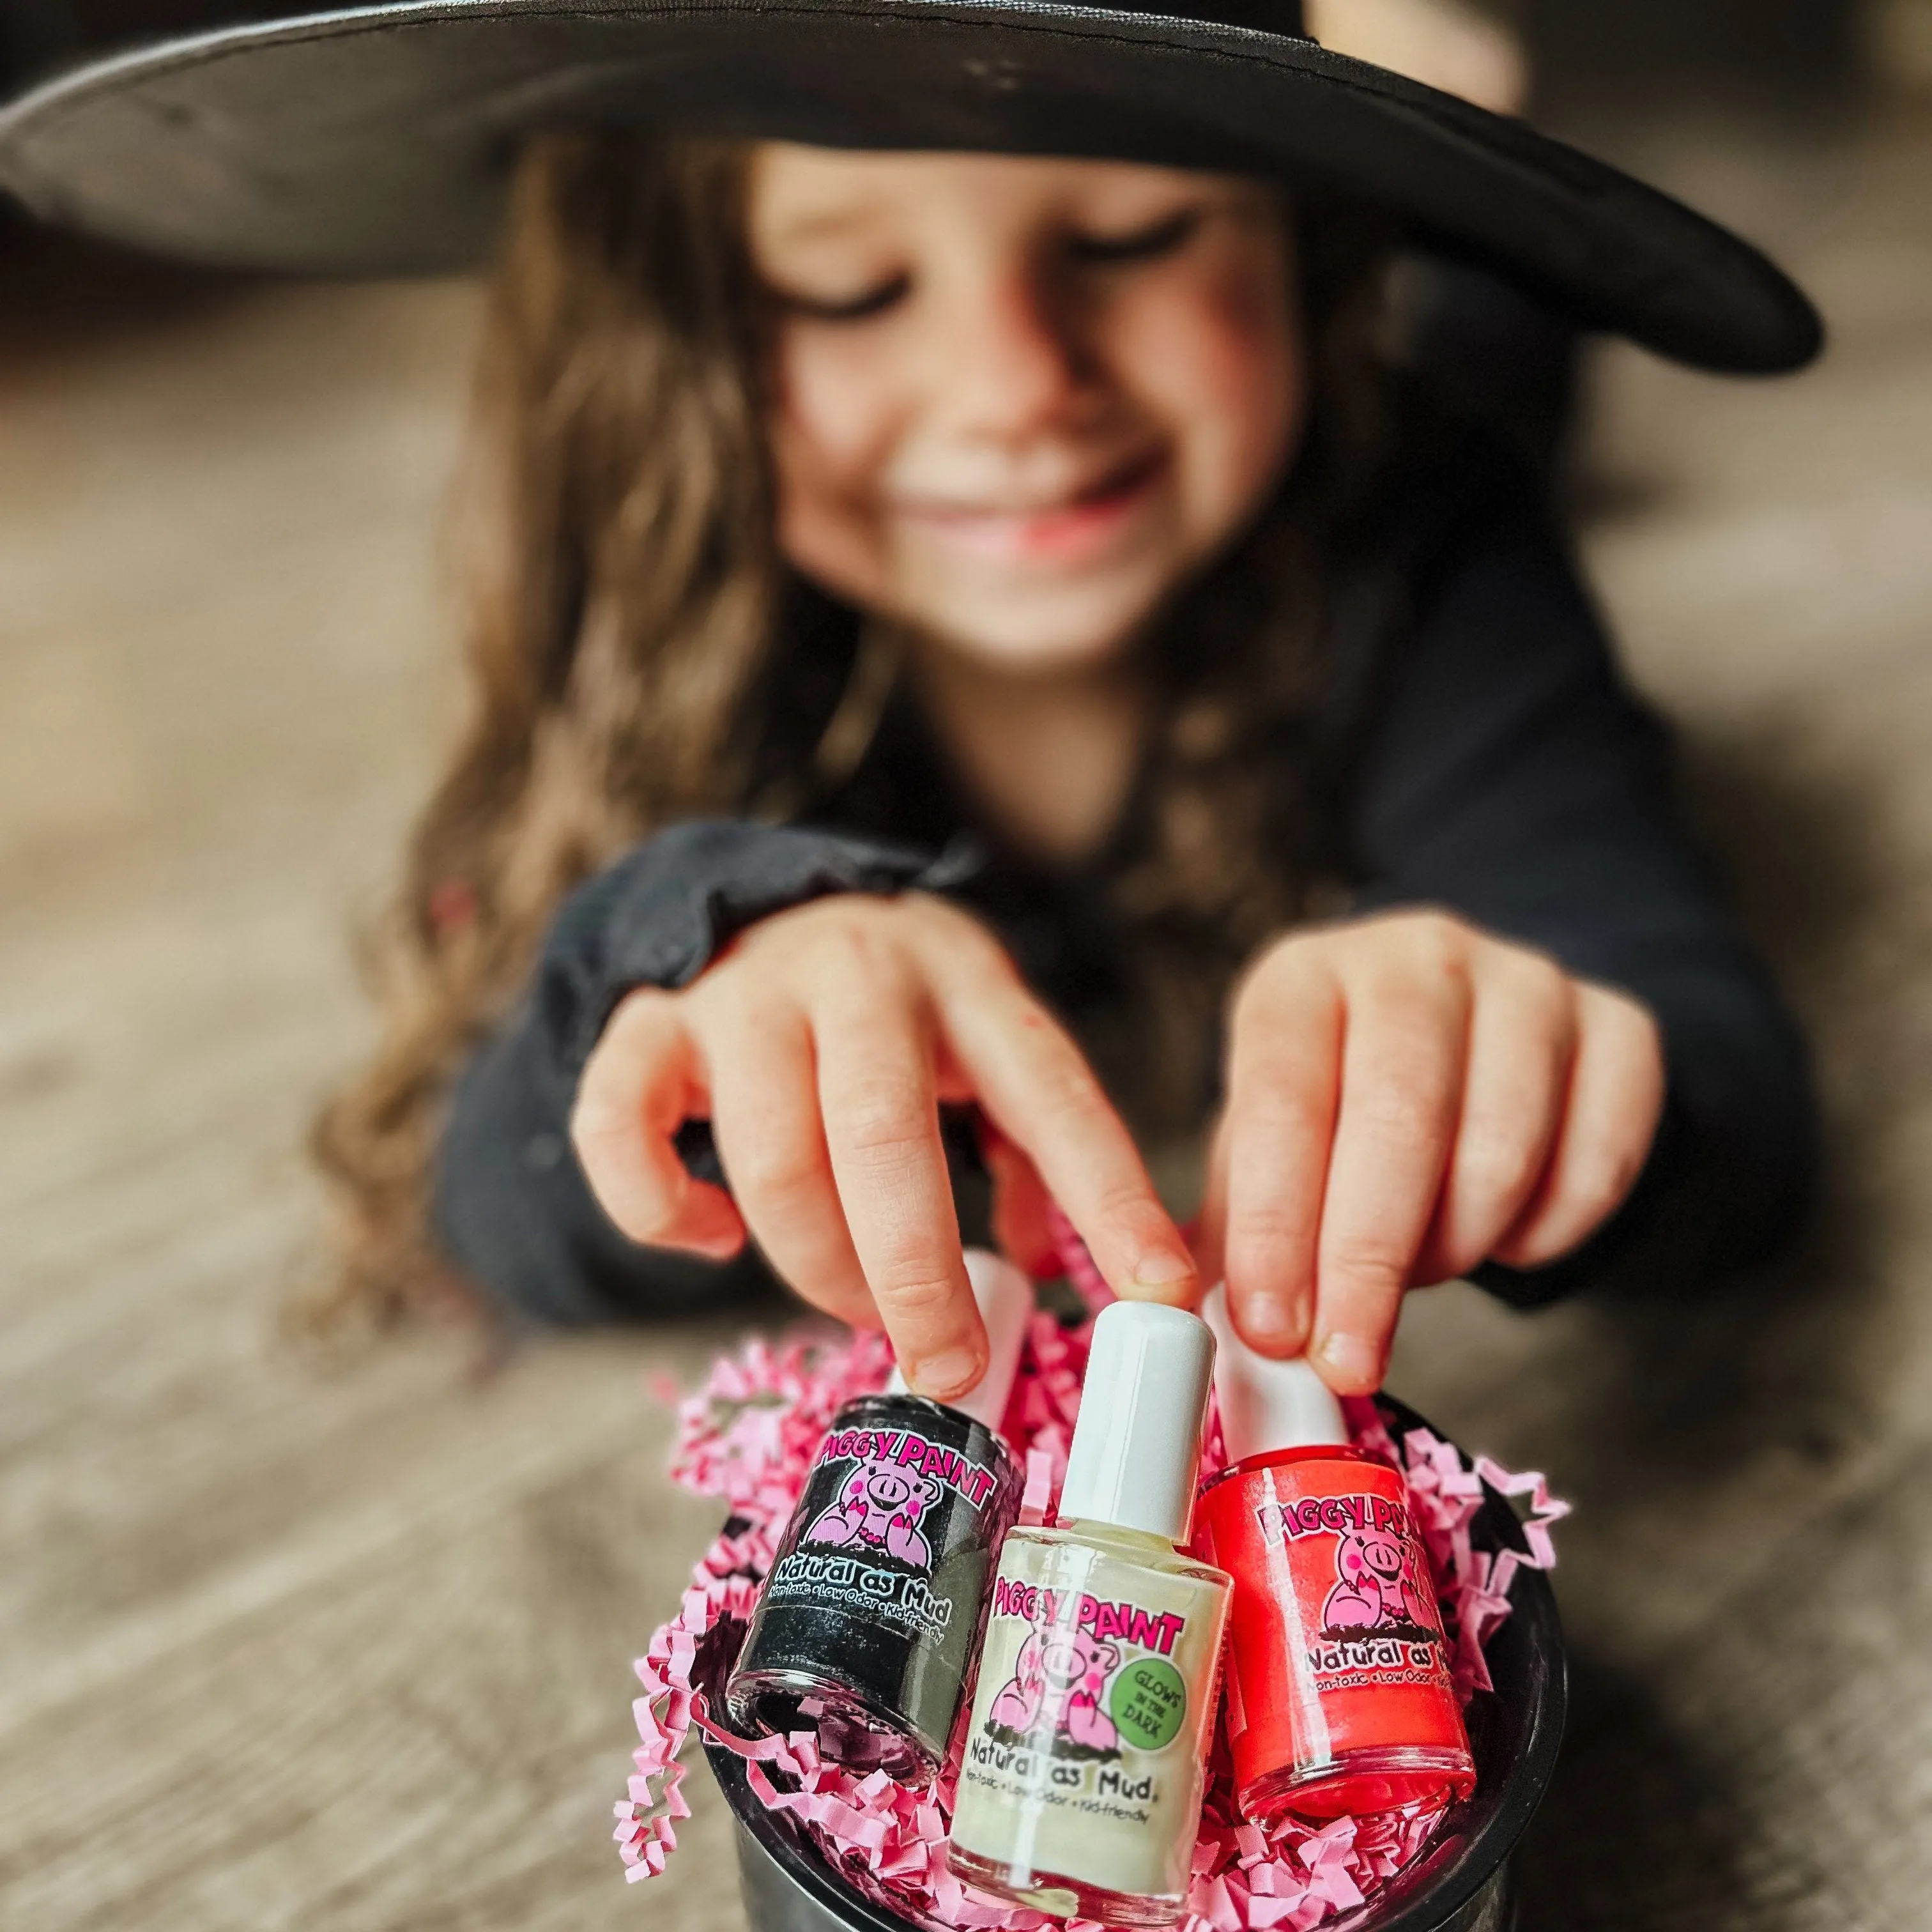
[728,1392,1025,1774]
[707,1398,1564,1932]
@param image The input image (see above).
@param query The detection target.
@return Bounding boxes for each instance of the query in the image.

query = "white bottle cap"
[1200,1282,1349,1462]
[885,1248,1035,1433]
[1057,1301,1216,1544]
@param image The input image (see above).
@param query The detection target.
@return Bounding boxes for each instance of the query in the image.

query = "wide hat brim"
[0,0,1820,374]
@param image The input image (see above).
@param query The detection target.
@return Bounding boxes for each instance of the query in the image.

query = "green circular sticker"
[1108,1657,1188,1752]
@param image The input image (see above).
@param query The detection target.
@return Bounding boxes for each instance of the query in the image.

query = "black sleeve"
[1344,473,1817,1304]
[432,820,976,1325]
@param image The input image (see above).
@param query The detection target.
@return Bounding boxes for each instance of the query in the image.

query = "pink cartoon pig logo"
[987,1626,1123,1755]
[1322,1526,1438,1634]
[804,1458,944,1569]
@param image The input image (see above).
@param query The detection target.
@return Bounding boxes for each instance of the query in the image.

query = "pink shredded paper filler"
[617,1227,1568,1931]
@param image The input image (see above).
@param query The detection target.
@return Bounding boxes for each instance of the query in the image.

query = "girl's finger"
[1190,1114,1233,1292]
[929,942,1196,1307]
[1308,960,1468,1393]
[1416,949,1575,1283]
[982,1130,1061,1280]
[703,1000,874,1328]
[1218,954,1345,1356]
[813,976,983,1400]
[1492,982,1664,1268]
[570,990,746,1257]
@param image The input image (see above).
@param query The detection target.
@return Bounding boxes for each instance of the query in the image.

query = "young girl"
[0,0,1821,1400]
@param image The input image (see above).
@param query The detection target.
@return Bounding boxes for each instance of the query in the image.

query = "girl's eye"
[779,273,910,323]
[1068,209,1201,266]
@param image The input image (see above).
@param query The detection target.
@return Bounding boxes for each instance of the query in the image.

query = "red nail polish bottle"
[1192,1289,1475,1823]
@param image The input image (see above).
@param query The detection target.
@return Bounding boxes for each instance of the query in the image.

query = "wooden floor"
[4,99,1931,1932]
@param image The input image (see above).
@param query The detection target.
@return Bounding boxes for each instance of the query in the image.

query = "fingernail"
[1131,1250,1196,1297]
[1317,1332,1381,1389]
[1236,1293,1302,1355]
[912,1351,981,1401]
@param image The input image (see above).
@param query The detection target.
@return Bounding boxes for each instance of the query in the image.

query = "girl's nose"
[935,263,1089,442]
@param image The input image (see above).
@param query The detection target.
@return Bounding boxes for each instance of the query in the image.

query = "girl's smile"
[749,144,1306,675]
[888,447,1170,568]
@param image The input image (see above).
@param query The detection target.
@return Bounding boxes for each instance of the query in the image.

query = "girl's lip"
[893,452,1168,564]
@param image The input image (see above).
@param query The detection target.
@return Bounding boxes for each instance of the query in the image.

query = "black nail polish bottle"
[726,1251,1033,1775]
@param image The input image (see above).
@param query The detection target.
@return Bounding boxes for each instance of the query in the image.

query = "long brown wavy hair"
[310,131,1397,1330]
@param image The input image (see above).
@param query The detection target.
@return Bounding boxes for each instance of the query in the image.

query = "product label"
[730,1397,1022,1759]
[949,1533,1229,1905]
[1195,1454,1470,1805]
[1255,1487,1445,1655]
[765,1547,957,1637]
[797,1425,1002,1578]
[760,1420,1006,1644]
[979,1577,1188,1756]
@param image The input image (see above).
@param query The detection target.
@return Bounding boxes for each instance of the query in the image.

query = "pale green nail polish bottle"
[947,1302,1230,1927]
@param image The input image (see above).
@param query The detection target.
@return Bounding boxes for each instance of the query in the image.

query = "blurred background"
[3,3,1930,1929]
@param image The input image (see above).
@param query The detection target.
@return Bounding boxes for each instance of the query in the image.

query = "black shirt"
[433,437,1816,1325]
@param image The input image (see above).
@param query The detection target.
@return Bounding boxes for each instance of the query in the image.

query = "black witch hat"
[0,0,1820,374]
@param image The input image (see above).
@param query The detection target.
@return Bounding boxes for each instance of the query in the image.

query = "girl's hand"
[571,894,1197,1399]
[1198,910,1664,1393]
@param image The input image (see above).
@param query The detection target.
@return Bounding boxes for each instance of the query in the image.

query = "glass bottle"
[949,1302,1230,1928]
[726,1251,1031,1775]
[1192,1287,1475,1822]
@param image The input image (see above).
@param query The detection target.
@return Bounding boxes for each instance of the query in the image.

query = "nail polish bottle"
[726,1251,1032,1775]
[948,1302,1231,1928]
[1191,1287,1475,1822]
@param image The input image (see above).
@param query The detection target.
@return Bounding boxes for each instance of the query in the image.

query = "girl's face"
[749,146,1305,674]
